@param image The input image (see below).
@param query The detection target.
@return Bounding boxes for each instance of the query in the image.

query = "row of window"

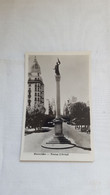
[28,89,43,94]
[28,77,40,81]
[28,100,44,107]
[28,97,44,101]
[29,83,41,86]
[28,93,43,99]
[35,98,40,101]
[29,83,44,87]
[35,88,40,92]
[29,86,44,91]
[35,92,40,96]
[29,89,42,92]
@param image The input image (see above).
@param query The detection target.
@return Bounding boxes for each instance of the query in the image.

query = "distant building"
[46,98,56,115]
[63,102,69,116]
[51,98,56,115]
[71,96,77,103]
[86,100,90,107]
[63,96,77,116]
[27,57,44,111]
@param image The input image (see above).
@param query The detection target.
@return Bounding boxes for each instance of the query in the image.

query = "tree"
[25,109,33,128]
[48,103,54,116]
[31,108,46,131]
[31,110,45,131]
[70,102,90,126]
[25,106,46,131]
[84,106,90,125]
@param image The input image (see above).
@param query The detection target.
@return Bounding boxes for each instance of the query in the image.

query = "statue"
[54,58,61,75]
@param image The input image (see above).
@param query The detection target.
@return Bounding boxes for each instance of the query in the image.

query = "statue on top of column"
[54,58,61,75]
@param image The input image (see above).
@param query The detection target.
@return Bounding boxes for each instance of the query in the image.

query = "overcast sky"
[28,54,90,114]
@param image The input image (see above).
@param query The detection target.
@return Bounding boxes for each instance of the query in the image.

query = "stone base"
[53,118,63,135]
[41,135,75,149]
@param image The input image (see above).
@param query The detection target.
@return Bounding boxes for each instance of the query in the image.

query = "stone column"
[54,75,63,136]
[56,75,61,118]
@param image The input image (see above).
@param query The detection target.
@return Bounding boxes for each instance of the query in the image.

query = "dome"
[31,57,41,74]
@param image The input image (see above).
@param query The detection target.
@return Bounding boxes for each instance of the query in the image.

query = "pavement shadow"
[25,128,51,135]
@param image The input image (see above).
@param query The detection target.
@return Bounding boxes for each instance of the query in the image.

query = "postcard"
[20,52,94,162]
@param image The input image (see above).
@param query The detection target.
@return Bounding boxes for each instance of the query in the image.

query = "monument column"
[54,74,63,136]
[56,75,61,118]
[41,58,75,149]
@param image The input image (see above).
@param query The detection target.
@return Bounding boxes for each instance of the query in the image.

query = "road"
[24,122,91,153]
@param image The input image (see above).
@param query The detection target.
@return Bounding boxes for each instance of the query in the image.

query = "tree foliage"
[49,103,54,116]
[70,102,90,125]
[25,106,46,130]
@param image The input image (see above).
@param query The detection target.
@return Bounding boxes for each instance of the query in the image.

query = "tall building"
[27,57,44,111]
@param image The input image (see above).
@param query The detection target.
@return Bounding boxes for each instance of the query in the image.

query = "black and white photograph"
[20,52,94,161]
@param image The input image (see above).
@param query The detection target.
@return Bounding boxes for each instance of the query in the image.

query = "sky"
[28,54,90,114]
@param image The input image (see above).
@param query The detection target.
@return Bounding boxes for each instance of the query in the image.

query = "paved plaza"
[24,123,91,153]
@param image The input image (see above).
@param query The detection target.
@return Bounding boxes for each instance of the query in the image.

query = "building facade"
[63,96,77,116]
[71,96,77,104]
[27,57,44,112]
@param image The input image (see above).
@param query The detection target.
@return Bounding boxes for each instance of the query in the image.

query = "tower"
[27,57,44,111]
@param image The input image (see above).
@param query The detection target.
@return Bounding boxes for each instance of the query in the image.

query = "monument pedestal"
[41,136,75,149]
[54,118,63,136]
[41,117,75,149]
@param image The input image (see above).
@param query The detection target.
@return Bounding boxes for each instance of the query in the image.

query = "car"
[47,121,55,127]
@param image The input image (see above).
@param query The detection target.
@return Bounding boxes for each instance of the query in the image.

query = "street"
[24,122,91,153]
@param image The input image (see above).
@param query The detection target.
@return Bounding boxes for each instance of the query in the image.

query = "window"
[28,100,31,106]
[28,95,31,99]
[35,84,37,91]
